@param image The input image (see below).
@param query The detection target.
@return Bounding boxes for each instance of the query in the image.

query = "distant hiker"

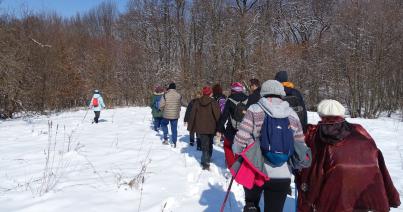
[275,70,308,133]
[217,82,248,169]
[150,85,164,131]
[159,82,187,148]
[89,90,106,124]
[212,84,227,113]
[296,99,401,212]
[184,91,201,150]
[246,78,261,108]
[187,86,221,170]
[232,80,306,212]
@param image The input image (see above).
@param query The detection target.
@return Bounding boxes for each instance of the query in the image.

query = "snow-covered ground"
[0,107,402,212]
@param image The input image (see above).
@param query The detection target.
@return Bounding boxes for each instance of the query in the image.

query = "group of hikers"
[86,69,400,212]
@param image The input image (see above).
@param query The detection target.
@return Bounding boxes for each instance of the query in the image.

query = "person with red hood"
[297,99,401,212]
[187,86,221,170]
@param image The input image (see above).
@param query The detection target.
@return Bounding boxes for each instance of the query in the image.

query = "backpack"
[259,111,295,167]
[154,95,162,110]
[228,98,248,129]
[92,98,99,107]
[283,95,304,124]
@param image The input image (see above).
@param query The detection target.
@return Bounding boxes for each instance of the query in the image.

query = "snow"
[0,107,402,212]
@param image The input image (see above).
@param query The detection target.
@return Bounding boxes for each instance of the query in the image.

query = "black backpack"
[283,95,304,123]
[228,98,248,129]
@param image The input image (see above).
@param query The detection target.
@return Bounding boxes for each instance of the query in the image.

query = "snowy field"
[0,107,402,212]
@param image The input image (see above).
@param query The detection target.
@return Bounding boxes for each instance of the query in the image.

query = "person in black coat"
[217,82,248,142]
[246,78,261,108]
[275,70,308,133]
[184,93,201,149]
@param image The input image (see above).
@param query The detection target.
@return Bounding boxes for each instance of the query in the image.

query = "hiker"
[187,86,221,170]
[217,82,248,169]
[275,71,308,133]
[150,85,164,131]
[232,80,306,212]
[89,90,106,124]
[246,78,261,108]
[159,82,187,148]
[184,91,201,150]
[296,99,401,212]
[212,84,227,113]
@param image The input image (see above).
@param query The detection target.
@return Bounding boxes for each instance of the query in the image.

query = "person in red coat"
[297,99,400,212]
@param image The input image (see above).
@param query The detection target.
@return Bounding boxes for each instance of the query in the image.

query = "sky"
[0,0,129,18]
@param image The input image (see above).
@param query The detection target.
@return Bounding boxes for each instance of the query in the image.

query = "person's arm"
[212,101,221,123]
[217,100,231,133]
[159,95,166,110]
[180,96,188,107]
[184,100,193,122]
[100,97,106,108]
[233,110,255,154]
[150,96,155,108]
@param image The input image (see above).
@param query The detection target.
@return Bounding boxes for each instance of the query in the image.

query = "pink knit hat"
[231,82,244,93]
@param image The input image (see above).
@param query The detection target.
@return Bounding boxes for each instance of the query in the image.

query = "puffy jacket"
[187,96,221,135]
[90,94,105,112]
[297,117,401,212]
[159,89,187,120]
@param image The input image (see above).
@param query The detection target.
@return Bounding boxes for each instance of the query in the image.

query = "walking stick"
[220,157,244,212]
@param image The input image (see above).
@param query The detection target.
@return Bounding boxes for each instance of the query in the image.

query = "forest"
[0,0,402,118]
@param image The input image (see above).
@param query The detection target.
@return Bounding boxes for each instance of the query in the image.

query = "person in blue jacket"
[89,90,106,123]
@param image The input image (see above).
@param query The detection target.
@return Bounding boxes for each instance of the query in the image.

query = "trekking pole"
[220,157,244,212]
[82,108,89,122]
[295,185,298,212]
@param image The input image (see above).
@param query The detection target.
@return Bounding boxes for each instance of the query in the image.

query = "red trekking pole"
[220,157,243,212]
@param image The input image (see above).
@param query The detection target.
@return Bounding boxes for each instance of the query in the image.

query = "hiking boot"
[189,141,194,146]
[172,143,177,148]
[201,164,210,171]
[243,202,260,212]
[162,140,169,145]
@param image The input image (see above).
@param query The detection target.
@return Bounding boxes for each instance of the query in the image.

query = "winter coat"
[246,87,261,108]
[296,117,401,212]
[90,94,105,112]
[159,89,187,120]
[187,96,221,135]
[213,94,227,113]
[283,83,308,132]
[232,97,305,179]
[150,93,164,118]
[217,92,249,141]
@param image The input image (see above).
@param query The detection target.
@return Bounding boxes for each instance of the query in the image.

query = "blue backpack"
[154,95,162,110]
[260,114,295,167]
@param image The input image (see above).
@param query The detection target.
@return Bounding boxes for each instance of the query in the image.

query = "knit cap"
[260,80,286,97]
[231,82,244,93]
[202,86,212,96]
[317,99,345,117]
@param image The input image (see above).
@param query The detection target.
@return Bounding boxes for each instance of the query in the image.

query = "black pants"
[94,111,100,123]
[190,132,201,148]
[199,134,214,167]
[244,179,291,212]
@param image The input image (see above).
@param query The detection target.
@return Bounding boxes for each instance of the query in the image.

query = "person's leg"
[208,134,214,163]
[263,179,291,212]
[189,132,195,146]
[244,185,263,212]
[199,134,210,169]
[154,117,162,131]
[161,118,169,144]
[94,111,100,123]
[196,133,201,151]
[170,119,178,146]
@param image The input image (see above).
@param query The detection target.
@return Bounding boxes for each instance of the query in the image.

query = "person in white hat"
[296,99,400,212]
[89,89,106,124]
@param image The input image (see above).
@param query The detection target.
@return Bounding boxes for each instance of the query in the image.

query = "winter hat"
[154,85,164,94]
[260,80,286,97]
[317,99,345,117]
[94,89,100,94]
[202,86,213,96]
[274,71,288,83]
[231,82,244,93]
[168,83,176,90]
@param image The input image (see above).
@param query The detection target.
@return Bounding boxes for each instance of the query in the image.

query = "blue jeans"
[161,119,178,144]
[153,117,162,131]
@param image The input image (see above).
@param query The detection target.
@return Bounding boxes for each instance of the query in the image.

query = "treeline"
[0,0,402,118]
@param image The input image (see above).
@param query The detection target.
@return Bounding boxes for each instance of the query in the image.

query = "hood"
[228,92,248,102]
[198,96,214,106]
[275,71,288,83]
[317,116,352,145]
[93,94,101,98]
[257,97,293,118]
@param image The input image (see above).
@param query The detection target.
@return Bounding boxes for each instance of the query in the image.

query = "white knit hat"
[317,99,345,117]
[260,80,286,97]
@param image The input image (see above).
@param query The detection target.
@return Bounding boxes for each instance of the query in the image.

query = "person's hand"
[216,132,222,138]
[183,122,187,127]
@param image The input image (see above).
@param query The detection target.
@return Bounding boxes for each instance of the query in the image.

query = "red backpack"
[92,98,99,107]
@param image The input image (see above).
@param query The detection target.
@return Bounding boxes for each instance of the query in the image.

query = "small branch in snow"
[30,38,52,48]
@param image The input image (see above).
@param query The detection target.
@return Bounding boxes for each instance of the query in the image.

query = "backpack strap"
[228,98,239,105]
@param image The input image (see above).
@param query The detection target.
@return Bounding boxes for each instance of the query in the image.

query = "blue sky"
[0,0,129,18]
